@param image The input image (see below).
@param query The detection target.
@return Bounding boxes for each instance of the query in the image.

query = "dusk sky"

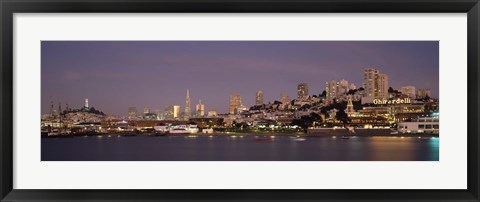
[41,41,439,115]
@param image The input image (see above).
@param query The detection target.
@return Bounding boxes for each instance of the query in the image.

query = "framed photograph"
[1,0,479,201]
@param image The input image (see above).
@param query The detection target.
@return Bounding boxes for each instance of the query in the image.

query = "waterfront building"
[401,85,416,99]
[297,83,309,100]
[255,90,264,105]
[189,117,224,128]
[229,93,242,114]
[184,89,191,120]
[416,89,431,98]
[363,68,389,99]
[143,107,150,114]
[196,100,205,117]
[128,106,137,117]
[390,103,424,114]
[346,97,356,117]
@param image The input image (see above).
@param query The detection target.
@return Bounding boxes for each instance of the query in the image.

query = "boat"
[169,128,190,134]
[294,137,306,142]
[340,136,350,139]
[254,138,273,142]
[169,124,199,134]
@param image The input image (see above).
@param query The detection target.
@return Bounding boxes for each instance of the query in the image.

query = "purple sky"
[41,41,439,115]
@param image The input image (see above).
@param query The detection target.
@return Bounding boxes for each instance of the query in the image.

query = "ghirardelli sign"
[373,98,411,105]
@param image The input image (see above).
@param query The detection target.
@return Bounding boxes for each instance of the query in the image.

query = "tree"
[320,90,327,97]
[347,89,357,95]
[388,87,394,93]
[335,109,350,123]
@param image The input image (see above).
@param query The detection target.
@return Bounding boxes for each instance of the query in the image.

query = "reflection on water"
[42,135,439,161]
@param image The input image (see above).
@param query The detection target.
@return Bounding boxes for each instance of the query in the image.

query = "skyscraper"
[377,73,389,99]
[128,107,137,117]
[196,100,205,117]
[50,96,54,115]
[280,92,291,104]
[229,93,242,114]
[364,68,379,97]
[338,79,349,95]
[143,107,150,114]
[84,99,89,108]
[326,80,338,100]
[184,89,191,120]
[154,109,162,120]
[58,101,62,115]
[164,105,174,120]
[297,83,308,100]
[255,90,264,105]
[173,105,181,119]
[363,68,389,99]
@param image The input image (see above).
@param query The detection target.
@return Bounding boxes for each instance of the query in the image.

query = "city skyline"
[41,41,439,115]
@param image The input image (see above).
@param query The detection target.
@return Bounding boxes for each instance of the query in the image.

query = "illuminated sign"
[373,98,411,105]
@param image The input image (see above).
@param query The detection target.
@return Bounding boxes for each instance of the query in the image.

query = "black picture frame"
[1,0,479,201]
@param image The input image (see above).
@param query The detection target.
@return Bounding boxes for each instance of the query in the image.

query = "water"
[41,135,439,161]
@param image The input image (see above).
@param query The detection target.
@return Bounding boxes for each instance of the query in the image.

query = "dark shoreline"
[41,132,439,138]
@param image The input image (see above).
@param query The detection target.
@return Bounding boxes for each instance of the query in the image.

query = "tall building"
[50,96,54,115]
[377,73,389,99]
[363,68,389,99]
[154,109,162,120]
[255,90,264,105]
[280,92,291,104]
[364,68,379,97]
[297,83,309,100]
[196,100,205,117]
[416,89,431,98]
[229,93,242,114]
[84,99,89,108]
[338,79,349,95]
[164,105,174,120]
[58,101,62,115]
[173,105,181,119]
[184,89,191,120]
[326,80,338,100]
[401,86,416,98]
[143,107,150,114]
[128,106,137,117]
